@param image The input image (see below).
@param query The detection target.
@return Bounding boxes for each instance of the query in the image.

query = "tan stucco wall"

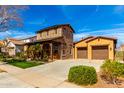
[74,38,115,60]
[37,28,62,40]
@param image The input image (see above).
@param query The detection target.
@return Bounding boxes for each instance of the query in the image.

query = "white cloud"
[0,32,10,38]
[13,32,35,39]
[27,18,46,25]
[74,33,90,41]
[0,30,35,40]
[74,27,124,46]
[78,28,91,32]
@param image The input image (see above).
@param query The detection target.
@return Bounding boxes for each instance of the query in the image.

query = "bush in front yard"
[2,58,26,63]
[68,65,97,85]
[100,59,124,84]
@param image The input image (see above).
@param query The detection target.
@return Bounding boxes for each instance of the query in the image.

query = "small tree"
[0,5,28,32]
[26,44,43,60]
[27,45,35,60]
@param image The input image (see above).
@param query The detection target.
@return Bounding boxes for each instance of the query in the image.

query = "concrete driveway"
[26,59,103,81]
[0,59,103,88]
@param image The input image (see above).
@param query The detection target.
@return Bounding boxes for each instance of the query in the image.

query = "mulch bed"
[84,73,124,88]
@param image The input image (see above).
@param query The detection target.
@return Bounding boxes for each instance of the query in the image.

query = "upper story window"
[40,33,42,37]
[55,30,57,34]
[47,31,49,36]
[63,28,69,37]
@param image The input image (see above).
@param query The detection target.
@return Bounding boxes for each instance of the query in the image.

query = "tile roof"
[36,24,75,33]
[74,36,95,44]
[24,36,63,45]
[20,36,36,40]
[85,36,117,43]
[74,36,117,44]
[8,38,24,45]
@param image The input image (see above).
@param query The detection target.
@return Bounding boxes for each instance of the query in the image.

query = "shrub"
[0,53,4,61]
[100,59,124,84]
[0,53,10,61]
[68,65,97,85]
[3,58,26,63]
[16,52,27,60]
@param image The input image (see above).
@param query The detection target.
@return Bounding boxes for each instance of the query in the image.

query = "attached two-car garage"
[74,36,117,60]
[77,46,109,60]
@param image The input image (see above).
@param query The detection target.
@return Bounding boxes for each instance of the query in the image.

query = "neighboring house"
[2,38,24,56]
[20,36,37,43]
[24,24,74,60]
[118,44,124,51]
[0,40,4,53]
[74,36,117,60]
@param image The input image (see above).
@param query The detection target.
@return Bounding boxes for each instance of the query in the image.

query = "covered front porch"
[41,42,62,61]
[24,39,64,61]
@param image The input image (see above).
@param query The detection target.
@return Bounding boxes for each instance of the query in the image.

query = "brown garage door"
[77,47,87,59]
[92,46,108,60]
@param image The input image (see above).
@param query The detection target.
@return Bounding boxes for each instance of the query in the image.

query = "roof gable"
[74,36,117,45]
[7,41,15,47]
[86,36,117,43]
[74,36,95,44]
[7,38,24,45]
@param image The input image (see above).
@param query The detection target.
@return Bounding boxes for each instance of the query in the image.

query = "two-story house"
[24,24,74,60]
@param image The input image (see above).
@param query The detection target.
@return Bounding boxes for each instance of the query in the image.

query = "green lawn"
[8,61,43,69]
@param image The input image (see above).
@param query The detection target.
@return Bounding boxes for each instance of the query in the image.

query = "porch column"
[60,44,63,60]
[50,43,53,60]
[88,45,92,60]
[40,44,43,59]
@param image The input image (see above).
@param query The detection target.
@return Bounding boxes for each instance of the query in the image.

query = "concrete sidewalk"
[0,72,33,88]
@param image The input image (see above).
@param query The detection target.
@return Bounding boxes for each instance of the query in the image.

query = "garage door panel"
[92,46,108,60]
[77,47,87,59]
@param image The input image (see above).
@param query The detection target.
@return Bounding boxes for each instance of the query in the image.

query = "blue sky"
[1,5,124,46]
